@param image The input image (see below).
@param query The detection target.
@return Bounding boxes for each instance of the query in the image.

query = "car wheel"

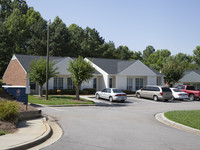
[96,94,100,99]
[153,95,158,101]
[136,93,141,98]
[189,94,195,101]
[109,96,113,102]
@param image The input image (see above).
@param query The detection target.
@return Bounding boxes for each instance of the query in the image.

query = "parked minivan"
[136,85,172,101]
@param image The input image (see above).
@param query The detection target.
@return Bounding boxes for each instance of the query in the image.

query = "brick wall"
[3,59,26,86]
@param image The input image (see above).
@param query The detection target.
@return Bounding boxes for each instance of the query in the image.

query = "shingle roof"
[15,54,101,74]
[15,54,66,72]
[15,54,163,76]
[148,68,163,76]
[88,58,136,74]
[184,70,200,75]
[89,58,163,76]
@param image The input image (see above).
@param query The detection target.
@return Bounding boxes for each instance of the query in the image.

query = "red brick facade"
[3,59,26,86]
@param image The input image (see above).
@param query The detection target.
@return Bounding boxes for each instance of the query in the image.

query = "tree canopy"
[67,56,95,100]
[28,57,58,97]
[0,0,199,79]
[161,60,184,87]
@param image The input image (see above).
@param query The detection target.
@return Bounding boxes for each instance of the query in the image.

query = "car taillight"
[160,92,163,95]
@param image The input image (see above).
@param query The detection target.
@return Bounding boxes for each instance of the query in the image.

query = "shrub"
[0,130,6,136]
[0,101,19,123]
[122,90,135,94]
[82,88,96,95]
[61,89,76,95]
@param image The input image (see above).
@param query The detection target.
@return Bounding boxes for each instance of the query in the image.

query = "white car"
[95,88,127,102]
[170,88,189,100]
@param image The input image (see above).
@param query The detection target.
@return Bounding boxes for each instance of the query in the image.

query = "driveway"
[39,97,200,150]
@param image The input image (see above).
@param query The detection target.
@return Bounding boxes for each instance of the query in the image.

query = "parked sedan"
[170,88,189,100]
[95,88,127,102]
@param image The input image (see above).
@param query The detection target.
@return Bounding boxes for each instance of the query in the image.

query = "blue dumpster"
[3,86,28,103]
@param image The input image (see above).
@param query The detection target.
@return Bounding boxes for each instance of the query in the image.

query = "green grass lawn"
[164,110,200,130]
[28,95,94,105]
[0,131,6,136]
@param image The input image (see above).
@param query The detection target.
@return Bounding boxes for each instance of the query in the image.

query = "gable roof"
[14,54,163,76]
[15,54,101,75]
[15,54,66,72]
[184,70,200,76]
[87,58,136,74]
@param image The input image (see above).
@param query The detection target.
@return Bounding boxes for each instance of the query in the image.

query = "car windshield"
[172,89,182,92]
[162,87,171,92]
[112,89,123,93]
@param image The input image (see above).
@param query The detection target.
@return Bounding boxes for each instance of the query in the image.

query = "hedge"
[43,88,96,95]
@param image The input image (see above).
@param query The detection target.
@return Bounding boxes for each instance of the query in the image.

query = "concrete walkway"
[0,117,52,150]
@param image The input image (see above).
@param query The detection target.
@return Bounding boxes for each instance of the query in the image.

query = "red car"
[176,85,200,101]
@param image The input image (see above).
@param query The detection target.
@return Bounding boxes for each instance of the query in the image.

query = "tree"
[161,60,184,87]
[100,41,117,59]
[28,57,58,97]
[68,24,85,57]
[146,49,171,71]
[49,16,70,56]
[26,7,47,56]
[116,45,133,60]
[0,22,13,77]
[132,51,142,61]
[80,27,104,57]
[193,46,200,68]
[142,45,155,63]
[68,56,95,100]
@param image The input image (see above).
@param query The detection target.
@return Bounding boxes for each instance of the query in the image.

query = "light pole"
[46,19,51,100]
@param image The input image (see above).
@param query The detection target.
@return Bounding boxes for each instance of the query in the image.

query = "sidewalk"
[0,117,52,150]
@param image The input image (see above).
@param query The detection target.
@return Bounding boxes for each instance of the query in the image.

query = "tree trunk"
[76,86,80,100]
[39,84,43,97]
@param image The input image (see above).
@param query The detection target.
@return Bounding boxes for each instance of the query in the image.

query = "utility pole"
[46,19,51,100]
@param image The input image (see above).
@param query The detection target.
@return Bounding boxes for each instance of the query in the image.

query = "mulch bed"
[0,89,38,134]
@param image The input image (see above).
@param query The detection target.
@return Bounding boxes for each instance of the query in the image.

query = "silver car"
[136,85,172,101]
[95,88,127,102]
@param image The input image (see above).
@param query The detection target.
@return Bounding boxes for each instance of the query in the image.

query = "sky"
[26,0,200,56]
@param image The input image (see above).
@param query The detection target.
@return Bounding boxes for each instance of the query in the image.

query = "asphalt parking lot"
[40,96,200,150]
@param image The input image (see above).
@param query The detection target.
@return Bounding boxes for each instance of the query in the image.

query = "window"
[135,78,143,90]
[67,78,73,89]
[113,89,123,93]
[54,77,63,90]
[127,78,133,91]
[109,78,112,88]
[186,86,195,90]
[102,89,107,92]
[93,78,97,89]
[161,87,171,92]
[30,82,36,90]
[177,85,185,90]
[193,84,200,90]
[107,89,111,93]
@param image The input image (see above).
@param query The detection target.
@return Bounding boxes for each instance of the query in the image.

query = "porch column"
[104,74,109,88]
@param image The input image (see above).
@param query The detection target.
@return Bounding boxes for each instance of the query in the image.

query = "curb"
[8,117,53,150]
[155,113,200,136]
[29,115,63,150]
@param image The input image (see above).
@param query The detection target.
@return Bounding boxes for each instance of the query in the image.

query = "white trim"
[84,58,109,88]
